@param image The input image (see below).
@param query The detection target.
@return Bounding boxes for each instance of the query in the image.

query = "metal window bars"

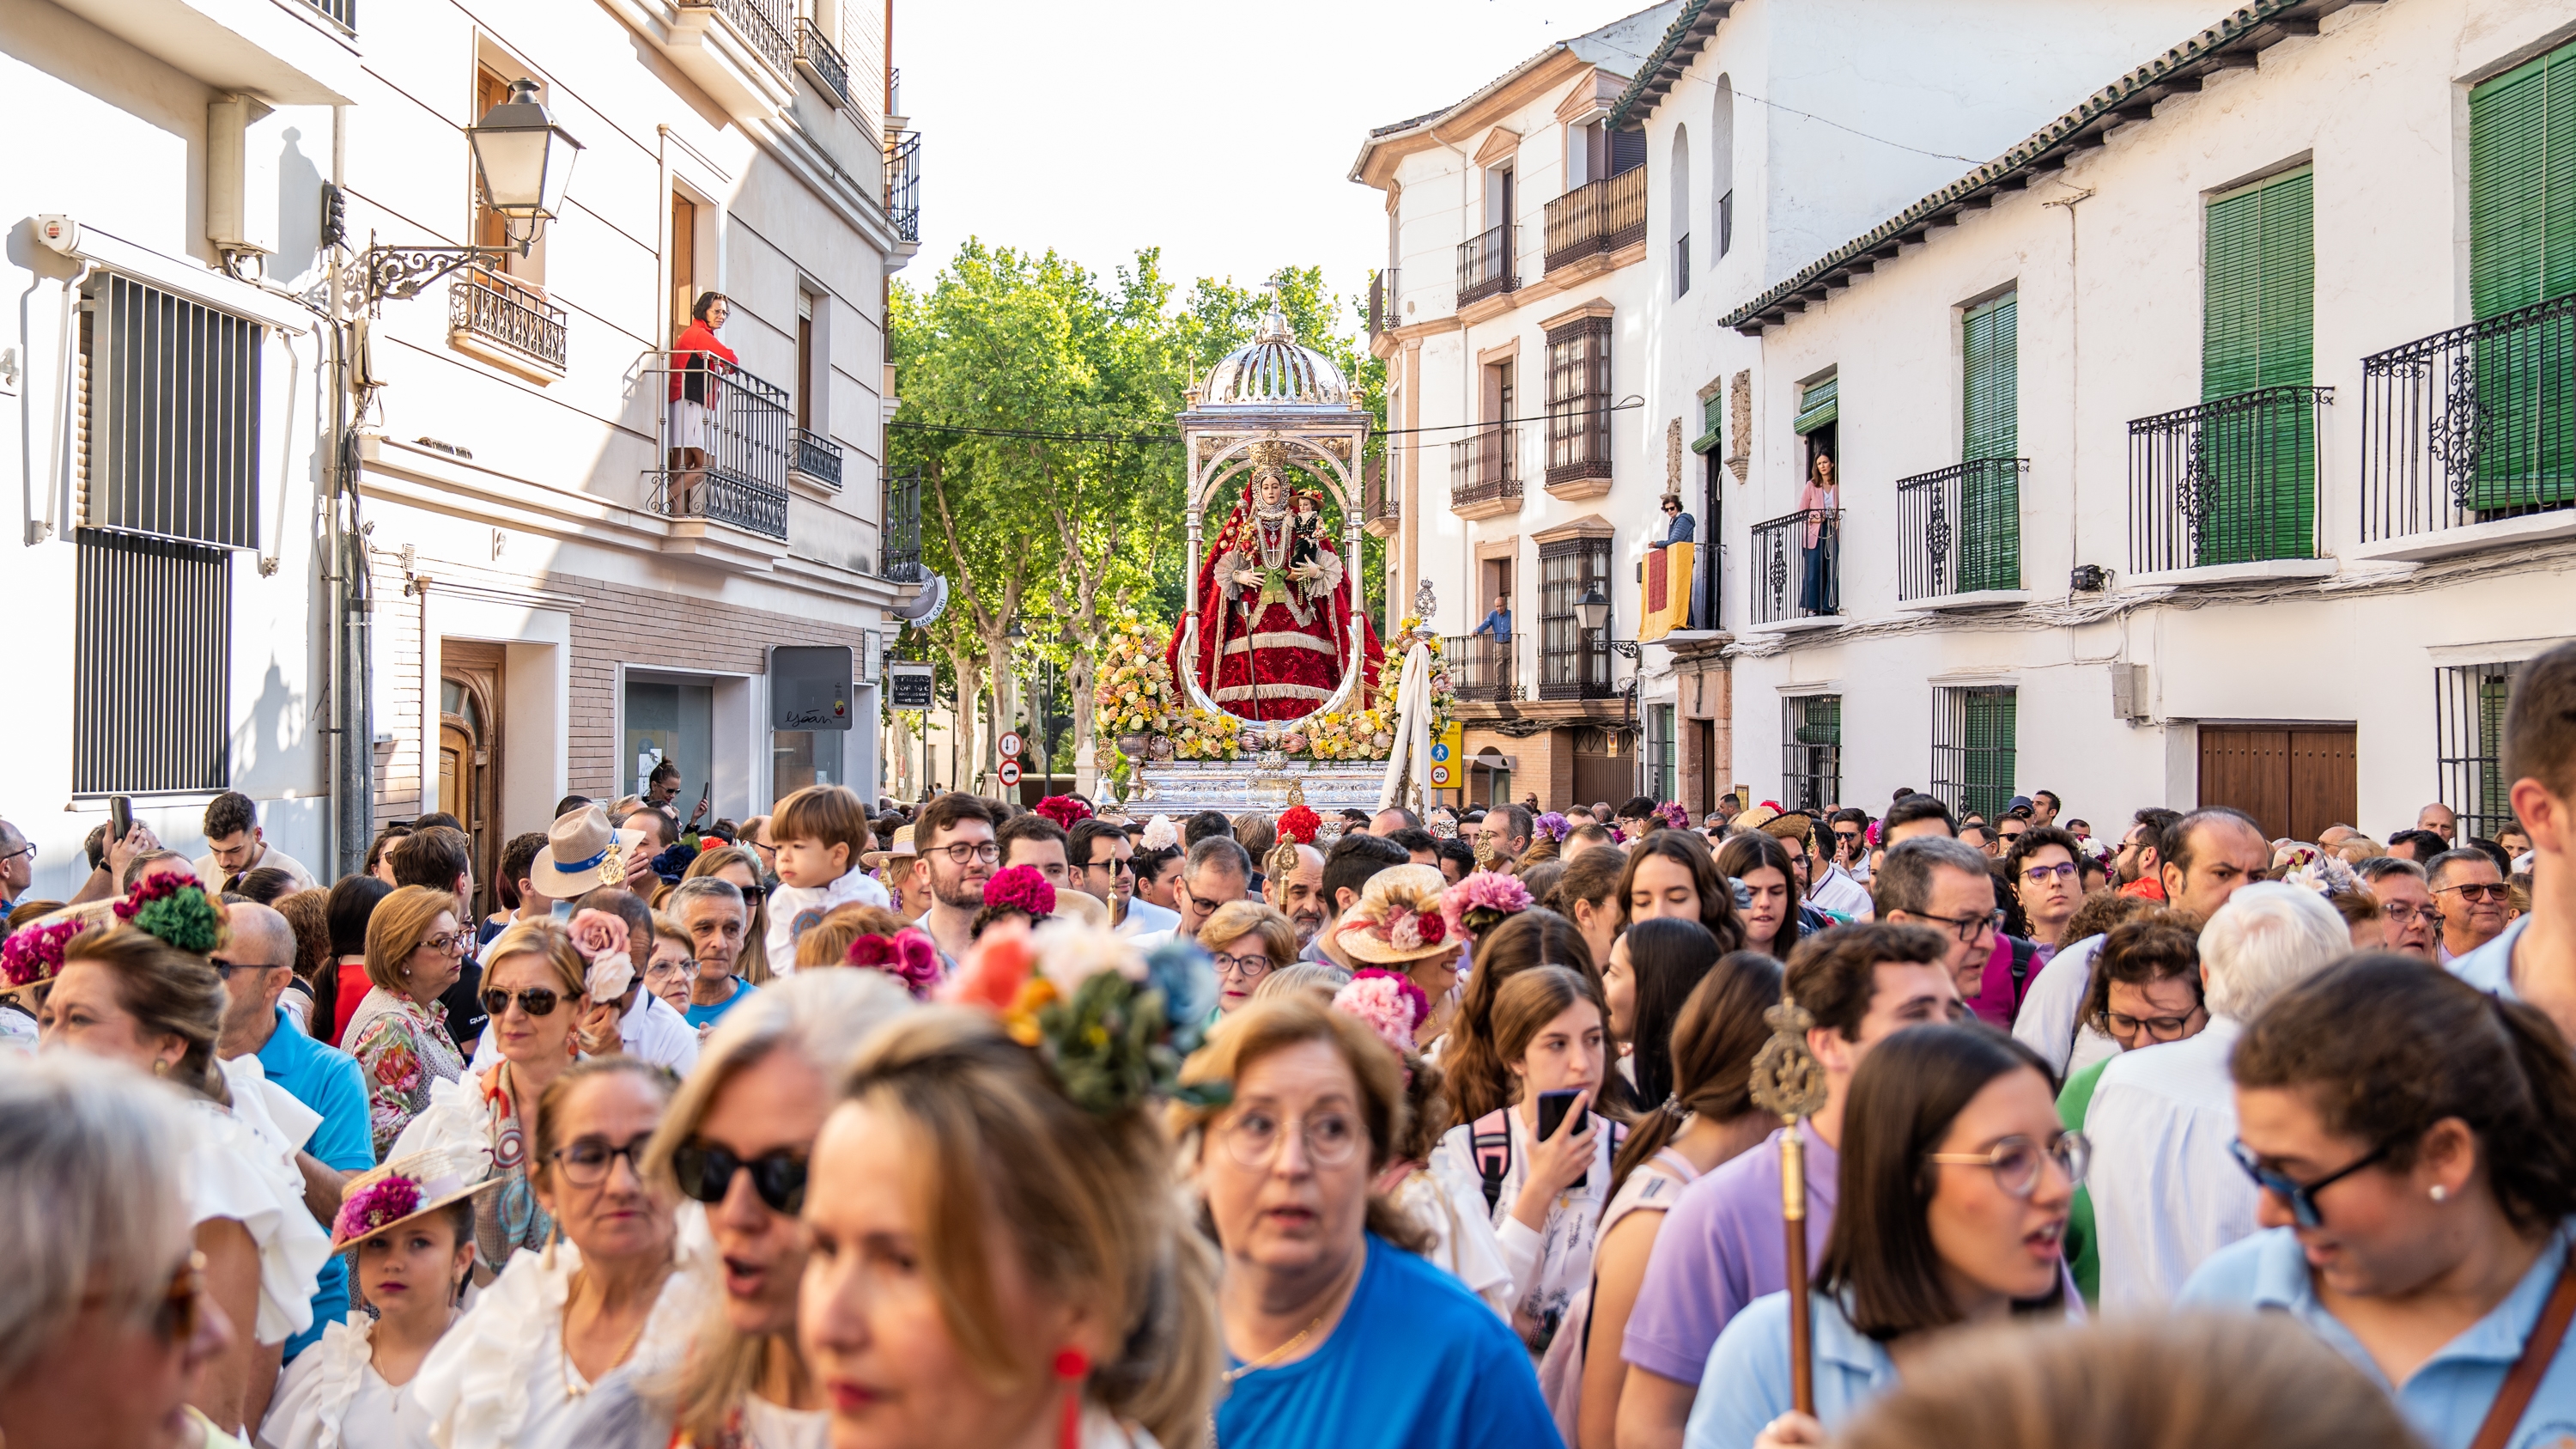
[79,273,262,551]
[1930,685,2018,824]
[1443,634,1517,702]
[2434,661,2525,843]
[649,351,793,540]
[1449,427,1522,512]
[1750,508,1841,624]
[1542,165,1649,276]
[2360,294,2576,541]
[1896,459,2026,600]
[448,269,568,370]
[1781,694,1842,813]
[1538,539,1615,700]
[74,530,232,795]
[2127,384,2331,573]
[1456,223,1518,307]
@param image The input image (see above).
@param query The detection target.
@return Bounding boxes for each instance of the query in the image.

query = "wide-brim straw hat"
[1052,886,1109,930]
[1336,864,1456,965]
[861,823,917,869]
[329,1145,502,1252]
[532,804,647,898]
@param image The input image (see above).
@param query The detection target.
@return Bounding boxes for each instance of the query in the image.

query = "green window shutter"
[1692,391,1723,454]
[1959,295,2020,592]
[1957,688,2017,822]
[1795,376,1838,434]
[2470,40,2576,318]
[2469,43,2576,510]
[2199,170,2316,563]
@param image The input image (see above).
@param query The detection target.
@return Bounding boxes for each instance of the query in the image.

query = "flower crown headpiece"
[1656,801,1693,831]
[1443,870,1532,942]
[114,874,223,955]
[1532,812,1572,844]
[983,866,1056,920]
[565,910,636,1002]
[846,928,941,1000]
[1332,969,1429,1062]
[2281,852,2360,898]
[1,919,85,989]
[942,921,1227,1116]
[1139,814,1180,852]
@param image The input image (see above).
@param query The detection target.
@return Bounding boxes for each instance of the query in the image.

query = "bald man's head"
[225,902,297,969]
[216,902,299,1056]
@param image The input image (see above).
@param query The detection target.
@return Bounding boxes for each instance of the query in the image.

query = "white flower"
[586,950,635,1002]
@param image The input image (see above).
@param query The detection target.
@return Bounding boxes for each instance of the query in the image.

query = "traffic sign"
[998,730,1025,758]
[997,760,1023,788]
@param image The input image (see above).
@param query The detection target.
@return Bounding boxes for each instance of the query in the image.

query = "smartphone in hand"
[109,795,133,843]
[1535,1087,1588,1142]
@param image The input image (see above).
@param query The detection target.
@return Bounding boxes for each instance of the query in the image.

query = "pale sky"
[901,0,1662,309]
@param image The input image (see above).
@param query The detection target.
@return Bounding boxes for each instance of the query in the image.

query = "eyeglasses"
[551,1134,654,1187]
[1219,1108,1363,1170]
[1927,1132,2089,1197]
[2230,1138,2391,1229]
[1185,891,1236,917]
[931,840,1001,866]
[1080,855,1134,877]
[2379,903,2432,923]
[421,931,470,956]
[1907,909,2006,944]
[480,986,562,1018]
[749,839,778,861]
[207,955,289,981]
[671,1140,809,1215]
[2021,861,2081,885]
[2435,882,2509,904]
[152,1251,209,1346]
[2105,1005,2206,1043]
[0,842,34,864]
[643,956,701,981]
[1212,951,1274,981]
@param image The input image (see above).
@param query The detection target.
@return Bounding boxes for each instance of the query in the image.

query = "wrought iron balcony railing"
[2360,294,2576,541]
[683,0,793,76]
[1449,428,1522,512]
[1750,508,1842,625]
[791,427,843,490]
[885,131,921,242]
[301,0,355,30]
[1442,634,1517,702]
[881,466,924,580]
[1542,165,1649,275]
[1364,458,1399,532]
[1368,268,1400,340]
[651,351,792,540]
[2127,385,2331,573]
[447,270,567,371]
[793,14,852,106]
[1896,458,2026,600]
[1456,223,1517,307]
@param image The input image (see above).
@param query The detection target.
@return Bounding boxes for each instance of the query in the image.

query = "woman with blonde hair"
[344,884,473,1157]
[390,919,619,1278]
[802,1008,1218,1448]
[565,969,915,1446]
[1200,899,1297,1017]
[685,845,774,986]
[34,884,329,1440]
[1176,995,1554,1446]
[790,902,906,971]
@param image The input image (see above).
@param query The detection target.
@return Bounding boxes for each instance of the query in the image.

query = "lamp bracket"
[344,240,531,314]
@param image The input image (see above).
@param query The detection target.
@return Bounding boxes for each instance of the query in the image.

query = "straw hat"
[328,1144,501,1252]
[1335,864,1456,965]
[861,823,917,870]
[1052,886,1109,930]
[531,804,647,898]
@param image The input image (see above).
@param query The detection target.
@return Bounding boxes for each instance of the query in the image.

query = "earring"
[2431,1184,2449,1202]
[1053,1347,1091,1449]
[154,1060,170,1078]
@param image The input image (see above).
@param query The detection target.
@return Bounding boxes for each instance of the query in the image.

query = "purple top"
[1620,1121,1840,1385]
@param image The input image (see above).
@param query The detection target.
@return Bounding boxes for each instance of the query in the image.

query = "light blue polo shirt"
[1686,1291,1898,1449]
[2180,1221,2576,1449]
[2452,916,2531,1001]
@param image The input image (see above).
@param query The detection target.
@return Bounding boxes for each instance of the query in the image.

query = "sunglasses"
[480,986,562,1018]
[2230,1138,2392,1228]
[206,955,289,981]
[671,1140,809,1215]
[2435,882,2509,903]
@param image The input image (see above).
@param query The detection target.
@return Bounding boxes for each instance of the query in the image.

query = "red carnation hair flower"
[982,865,1056,919]
[1277,805,1321,845]
[1035,795,1093,831]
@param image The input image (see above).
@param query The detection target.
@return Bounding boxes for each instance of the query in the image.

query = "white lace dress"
[189,1055,332,1347]
[257,1317,437,1449]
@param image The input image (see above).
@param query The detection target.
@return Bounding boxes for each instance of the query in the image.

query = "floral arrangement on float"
[1096,617,1180,747]
[1103,610,1457,769]
[1170,707,1244,761]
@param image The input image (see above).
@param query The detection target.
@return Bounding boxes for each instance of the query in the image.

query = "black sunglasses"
[481,986,562,1018]
[671,1140,808,1215]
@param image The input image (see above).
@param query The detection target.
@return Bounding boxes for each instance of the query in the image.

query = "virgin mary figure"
[1168,461,1382,721]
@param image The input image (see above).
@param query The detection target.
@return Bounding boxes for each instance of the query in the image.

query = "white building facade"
[1719,0,2576,842]
[3,0,917,904]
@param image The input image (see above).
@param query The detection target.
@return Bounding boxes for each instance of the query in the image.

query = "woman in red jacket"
[668,290,737,511]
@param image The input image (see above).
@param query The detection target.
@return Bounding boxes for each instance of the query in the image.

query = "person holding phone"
[1430,965,1620,1367]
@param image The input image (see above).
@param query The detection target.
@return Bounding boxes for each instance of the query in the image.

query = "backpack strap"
[1472,1108,1514,1214]
[2008,938,2038,1016]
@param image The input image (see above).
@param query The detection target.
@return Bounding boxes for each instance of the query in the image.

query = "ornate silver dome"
[1200,304,1350,408]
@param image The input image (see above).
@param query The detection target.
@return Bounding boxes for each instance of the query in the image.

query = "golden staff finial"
[1747,990,1828,1417]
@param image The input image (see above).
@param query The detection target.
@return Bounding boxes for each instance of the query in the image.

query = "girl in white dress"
[260,1145,495,1449]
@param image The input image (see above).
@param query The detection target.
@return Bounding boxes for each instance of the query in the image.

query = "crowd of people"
[0,639,2569,1449]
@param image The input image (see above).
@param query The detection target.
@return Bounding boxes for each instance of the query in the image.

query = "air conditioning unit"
[2111,663,2150,721]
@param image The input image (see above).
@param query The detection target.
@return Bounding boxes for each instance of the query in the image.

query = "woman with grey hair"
[566,969,916,1446]
[0,1052,234,1449]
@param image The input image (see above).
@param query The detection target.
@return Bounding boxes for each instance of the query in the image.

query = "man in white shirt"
[2014,807,2269,1077]
[2085,880,2348,1308]
[193,790,319,894]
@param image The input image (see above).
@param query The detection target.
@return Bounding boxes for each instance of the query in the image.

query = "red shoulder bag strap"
[2469,1252,2576,1449]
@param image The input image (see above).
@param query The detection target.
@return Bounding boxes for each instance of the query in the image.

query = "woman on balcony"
[1798,453,1840,615]
[668,292,737,515]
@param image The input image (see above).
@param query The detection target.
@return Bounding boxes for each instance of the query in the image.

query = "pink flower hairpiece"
[1036,795,1094,831]
[566,910,635,1002]
[333,1173,422,1242]
[983,865,1056,919]
[1533,812,1571,843]
[1380,903,1446,953]
[1443,870,1531,942]
[1,919,83,989]
[847,928,942,999]
[1334,968,1428,1053]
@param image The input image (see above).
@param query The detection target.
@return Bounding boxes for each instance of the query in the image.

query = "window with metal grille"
[1782,694,1842,813]
[1931,686,2017,822]
[1538,535,1613,699]
[74,530,232,795]
[2436,661,2525,841]
[1645,703,1677,803]
[1546,316,1613,484]
[79,274,263,549]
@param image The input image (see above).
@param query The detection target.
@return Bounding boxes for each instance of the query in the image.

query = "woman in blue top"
[1690,1024,2083,1449]
[2178,954,2576,1449]
[1179,994,1558,1449]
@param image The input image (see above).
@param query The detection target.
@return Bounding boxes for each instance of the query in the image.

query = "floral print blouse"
[344,987,467,1160]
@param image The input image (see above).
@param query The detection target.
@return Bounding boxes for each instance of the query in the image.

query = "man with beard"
[1265,842,1327,950]
[908,792,998,966]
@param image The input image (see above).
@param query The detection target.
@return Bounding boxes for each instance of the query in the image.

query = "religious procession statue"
[1169,446,1382,721]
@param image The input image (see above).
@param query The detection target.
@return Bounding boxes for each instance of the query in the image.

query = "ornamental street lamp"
[344,77,586,309]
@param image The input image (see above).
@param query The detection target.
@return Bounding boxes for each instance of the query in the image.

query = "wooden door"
[1571,727,1631,811]
[2197,723,2354,842]
[440,642,506,920]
